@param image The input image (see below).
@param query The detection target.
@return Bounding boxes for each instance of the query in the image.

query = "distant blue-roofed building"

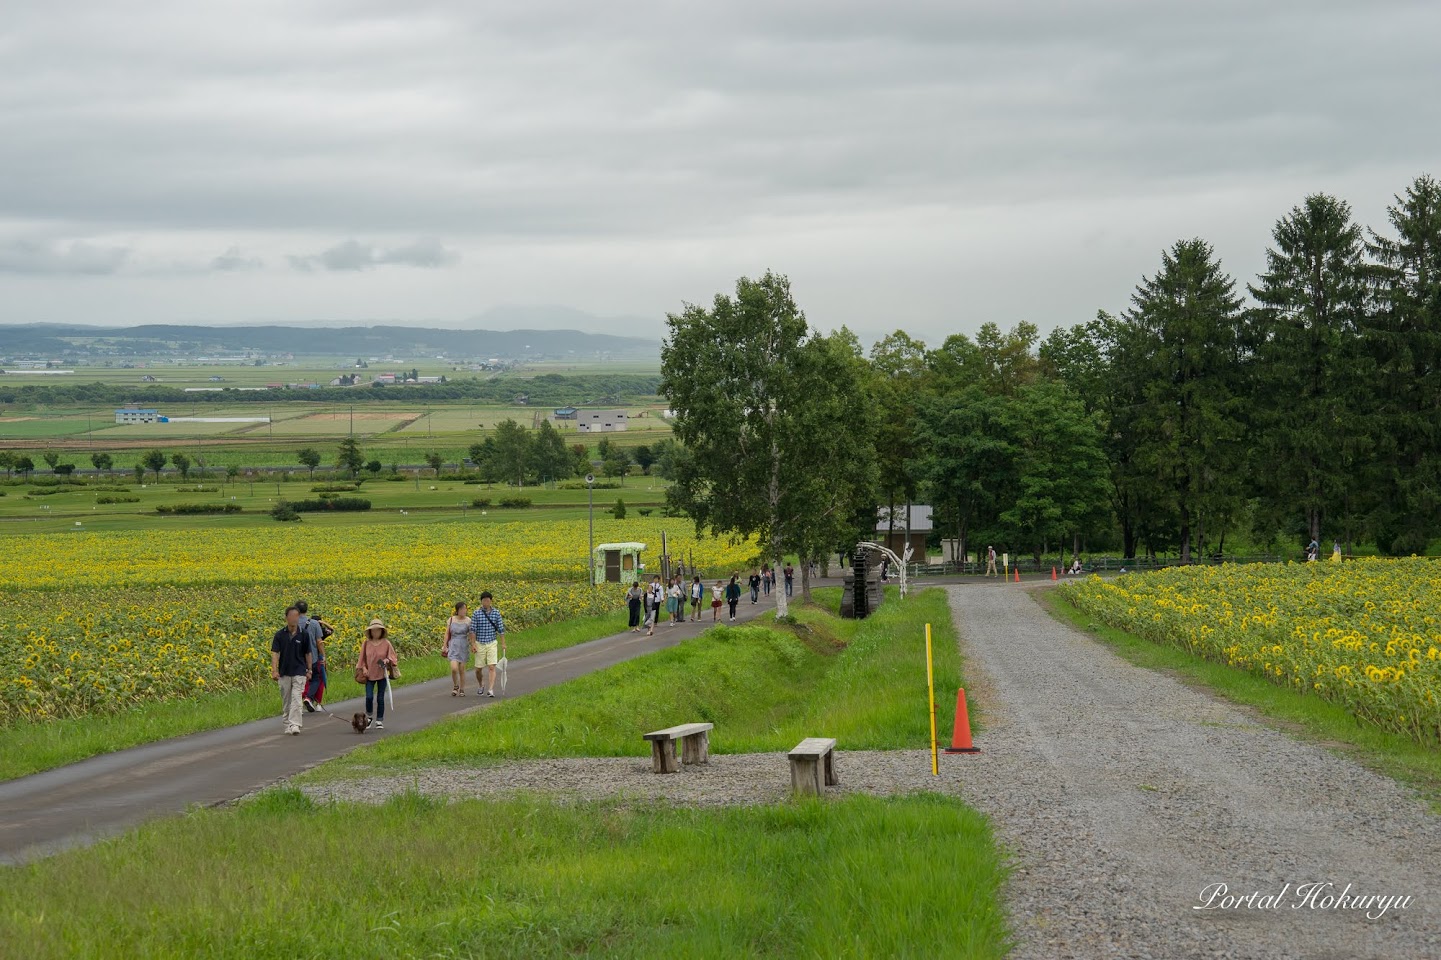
[114,408,160,424]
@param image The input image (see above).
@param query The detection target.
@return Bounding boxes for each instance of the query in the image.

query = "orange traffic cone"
[943,688,980,753]
[1051,566,1058,581]
[1013,566,1020,583]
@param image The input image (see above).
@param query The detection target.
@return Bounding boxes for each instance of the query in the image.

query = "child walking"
[357,618,398,729]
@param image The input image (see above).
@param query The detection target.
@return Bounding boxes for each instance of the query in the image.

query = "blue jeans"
[304,660,327,704]
[784,579,793,597]
[365,678,388,720]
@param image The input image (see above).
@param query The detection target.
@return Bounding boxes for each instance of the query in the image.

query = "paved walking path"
[948,585,1441,960]
[0,592,782,865]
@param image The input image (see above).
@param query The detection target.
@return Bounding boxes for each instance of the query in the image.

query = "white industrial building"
[576,410,629,433]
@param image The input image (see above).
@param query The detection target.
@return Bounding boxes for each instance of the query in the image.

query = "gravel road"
[948,584,1441,960]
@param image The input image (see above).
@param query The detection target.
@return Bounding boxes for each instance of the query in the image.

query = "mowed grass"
[0,609,629,782]
[1041,588,1441,809]
[310,588,962,778]
[0,790,1008,960]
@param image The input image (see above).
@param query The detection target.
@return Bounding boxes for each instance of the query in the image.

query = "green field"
[0,474,670,534]
[0,399,675,470]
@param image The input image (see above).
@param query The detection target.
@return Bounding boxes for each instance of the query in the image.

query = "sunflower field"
[0,519,758,724]
[1062,559,1441,744]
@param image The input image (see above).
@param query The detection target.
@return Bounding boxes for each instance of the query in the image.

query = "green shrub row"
[289,497,371,512]
[155,503,243,515]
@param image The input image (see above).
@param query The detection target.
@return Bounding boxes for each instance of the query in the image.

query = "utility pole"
[349,405,353,436]
[586,473,596,587]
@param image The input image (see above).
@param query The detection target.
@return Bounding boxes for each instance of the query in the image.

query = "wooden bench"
[789,737,838,795]
[642,722,713,774]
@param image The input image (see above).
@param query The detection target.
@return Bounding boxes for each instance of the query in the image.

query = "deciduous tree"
[141,449,167,481]
[491,419,533,486]
[297,448,321,479]
[661,271,873,615]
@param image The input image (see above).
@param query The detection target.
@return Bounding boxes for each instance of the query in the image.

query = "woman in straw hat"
[356,618,398,729]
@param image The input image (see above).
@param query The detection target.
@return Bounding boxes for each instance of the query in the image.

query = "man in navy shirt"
[271,605,313,735]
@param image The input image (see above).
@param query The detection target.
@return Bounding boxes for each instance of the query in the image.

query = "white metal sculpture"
[855,540,909,598]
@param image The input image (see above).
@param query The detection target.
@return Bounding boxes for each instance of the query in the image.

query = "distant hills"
[0,321,659,360]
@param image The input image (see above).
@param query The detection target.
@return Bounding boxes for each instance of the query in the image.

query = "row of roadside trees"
[1,450,116,478]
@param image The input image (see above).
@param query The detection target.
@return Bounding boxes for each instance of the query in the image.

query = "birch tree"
[660,271,871,616]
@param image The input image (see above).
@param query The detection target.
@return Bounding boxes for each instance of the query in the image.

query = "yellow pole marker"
[925,622,939,776]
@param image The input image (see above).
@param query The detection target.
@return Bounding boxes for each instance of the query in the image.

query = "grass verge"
[0,790,1008,960]
[1040,588,1441,808]
[305,588,961,781]
[0,608,629,782]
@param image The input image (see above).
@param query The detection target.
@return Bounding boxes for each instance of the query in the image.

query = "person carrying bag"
[355,618,398,730]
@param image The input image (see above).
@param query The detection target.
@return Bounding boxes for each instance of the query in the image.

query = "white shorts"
[474,642,500,667]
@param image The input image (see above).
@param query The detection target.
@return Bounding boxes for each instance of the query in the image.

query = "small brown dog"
[351,713,372,734]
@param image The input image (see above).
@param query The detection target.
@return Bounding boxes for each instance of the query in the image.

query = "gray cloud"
[0,1,1437,332]
[0,238,129,275]
[288,238,459,272]
[210,246,263,271]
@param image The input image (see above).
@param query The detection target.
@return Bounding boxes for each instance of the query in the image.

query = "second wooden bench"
[642,722,713,774]
[788,737,838,795]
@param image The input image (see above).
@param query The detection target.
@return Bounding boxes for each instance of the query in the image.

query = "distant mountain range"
[0,321,659,360]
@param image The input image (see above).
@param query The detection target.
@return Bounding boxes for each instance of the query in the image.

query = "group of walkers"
[626,574,714,634]
[271,591,510,736]
[623,565,797,635]
[269,559,817,740]
[270,599,399,735]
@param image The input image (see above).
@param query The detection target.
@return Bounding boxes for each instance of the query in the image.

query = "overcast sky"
[1,0,1437,343]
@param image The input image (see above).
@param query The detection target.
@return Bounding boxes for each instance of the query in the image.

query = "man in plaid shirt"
[470,591,507,697]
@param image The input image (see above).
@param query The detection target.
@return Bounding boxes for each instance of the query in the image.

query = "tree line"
[464,419,683,486]
[661,174,1441,576]
[0,373,661,407]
